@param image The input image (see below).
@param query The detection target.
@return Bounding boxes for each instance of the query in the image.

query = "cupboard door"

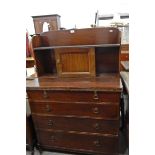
[55,48,95,77]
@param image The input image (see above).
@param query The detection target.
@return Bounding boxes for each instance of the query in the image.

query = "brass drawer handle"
[57,59,60,64]
[93,123,100,130]
[93,107,99,114]
[45,105,51,112]
[93,91,99,100]
[48,120,53,126]
[93,140,100,147]
[49,135,55,141]
[43,90,48,98]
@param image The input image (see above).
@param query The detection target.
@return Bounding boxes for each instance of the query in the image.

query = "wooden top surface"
[34,44,120,51]
[26,74,122,92]
[120,71,129,94]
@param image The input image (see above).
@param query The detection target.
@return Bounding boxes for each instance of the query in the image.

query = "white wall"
[25,0,129,34]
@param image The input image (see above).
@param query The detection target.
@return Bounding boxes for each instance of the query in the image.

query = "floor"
[26,148,129,155]
[26,150,73,155]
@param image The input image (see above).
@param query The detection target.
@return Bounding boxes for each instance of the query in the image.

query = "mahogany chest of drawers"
[26,27,122,154]
[27,74,122,155]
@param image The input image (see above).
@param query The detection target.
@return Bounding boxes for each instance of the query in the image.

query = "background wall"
[26,0,129,34]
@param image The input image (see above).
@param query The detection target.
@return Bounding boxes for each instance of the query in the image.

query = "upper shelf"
[34,44,120,51]
[32,27,121,49]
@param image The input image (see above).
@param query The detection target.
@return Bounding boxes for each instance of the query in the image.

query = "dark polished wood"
[37,130,119,155]
[32,115,119,135]
[55,47,96,77]
[32,14,61,34]
[96,47,120,73]
[27,88,120,102]
[27,27,122,155]
[31,28,121,77]
[32,27,121,48]
[26,74,122,92]
[30,101,119,120]
[26,115,36,155]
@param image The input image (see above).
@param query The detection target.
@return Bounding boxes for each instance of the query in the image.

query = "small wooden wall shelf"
[32,27,121,77]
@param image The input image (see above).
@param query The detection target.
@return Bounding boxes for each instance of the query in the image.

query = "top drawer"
[27,90,120,103]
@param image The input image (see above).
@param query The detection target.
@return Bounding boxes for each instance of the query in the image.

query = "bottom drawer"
[37,130,119,154]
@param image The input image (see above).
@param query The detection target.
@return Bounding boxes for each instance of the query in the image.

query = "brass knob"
[93,140,100,147]
[93,123,100,130]
[43,90,48,98]
[45,105,51,112]
[93,91,99,100]
[93,107,99,114]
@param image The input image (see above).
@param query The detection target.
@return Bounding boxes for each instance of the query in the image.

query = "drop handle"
[48,120,53,126]
[93,140,100,147]
[93,107,99,114]
[93,123,100,130]
[45,105,51,112]
[57,59,60,64]
[93,91,99,100]
[43,90,48,98]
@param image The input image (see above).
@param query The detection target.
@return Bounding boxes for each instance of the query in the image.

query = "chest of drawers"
[27,27,122,154]
[27,74,122,155]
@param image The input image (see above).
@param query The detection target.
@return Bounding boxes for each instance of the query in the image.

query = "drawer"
[37,130,119,154]
[30,102,119,120]
[27,90,120,103]
[32,115,119,135]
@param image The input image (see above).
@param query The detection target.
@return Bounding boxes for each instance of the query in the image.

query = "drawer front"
[27,90,120,103]
[30,102,119,120]
[37,130,119,154]
[32,115,119,135]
